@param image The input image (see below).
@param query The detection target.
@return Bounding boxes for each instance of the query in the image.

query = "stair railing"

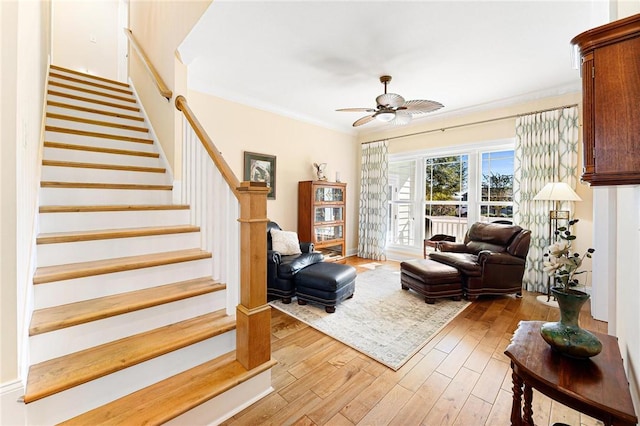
[123,28,172,100]
[175,96,271,370]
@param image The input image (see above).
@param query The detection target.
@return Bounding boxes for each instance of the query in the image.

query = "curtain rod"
[360,103,579,145]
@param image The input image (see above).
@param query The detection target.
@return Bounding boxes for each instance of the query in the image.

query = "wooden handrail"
[123,28,172,100]
[175,95,241,197]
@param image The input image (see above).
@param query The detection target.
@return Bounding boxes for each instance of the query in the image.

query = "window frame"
[387,139,515,255]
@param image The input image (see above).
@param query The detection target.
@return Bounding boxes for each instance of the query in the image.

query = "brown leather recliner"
[429,222,531,300]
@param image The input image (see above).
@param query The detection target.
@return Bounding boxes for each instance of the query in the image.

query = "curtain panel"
[513,106,579,293]
[358,141,389,260]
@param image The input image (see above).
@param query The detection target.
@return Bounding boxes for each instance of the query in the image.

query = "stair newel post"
[235,181,271,369]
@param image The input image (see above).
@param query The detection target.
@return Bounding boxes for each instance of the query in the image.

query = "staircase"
[23,65,274,425]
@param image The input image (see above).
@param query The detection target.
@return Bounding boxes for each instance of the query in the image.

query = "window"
[480,150,514,221]
[387,141,514,253]
[425,155,469,242]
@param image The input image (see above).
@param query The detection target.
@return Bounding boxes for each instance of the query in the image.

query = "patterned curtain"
[358,141,389,260]
[513,106,579,292]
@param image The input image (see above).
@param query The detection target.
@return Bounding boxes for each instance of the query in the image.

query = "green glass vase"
[540,287,603,359]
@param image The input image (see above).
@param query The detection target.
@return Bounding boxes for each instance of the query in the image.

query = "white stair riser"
[48,84,136,106]
[166,372,273,426]
[47,104,144,126]
[25,332,236,426]
[34,258,212,308]
[47,93,140,116]
[44,130,155,153]
[49,71,130,92]
[48,77,132,99]
[39,187,173,205]
[46,117,149,140]
[43,146,162,168]
[38,209,191,234]
[29,291,227,364]
[37,232,201,267]
[41,165,169,186]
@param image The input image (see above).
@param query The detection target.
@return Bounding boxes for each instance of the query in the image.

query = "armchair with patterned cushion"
[429,222,531,300]
[267,221,324,303]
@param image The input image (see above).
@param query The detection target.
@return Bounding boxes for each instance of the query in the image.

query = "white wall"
[1,0,50,387]
[186,91,359,254]
[51,0,120,80]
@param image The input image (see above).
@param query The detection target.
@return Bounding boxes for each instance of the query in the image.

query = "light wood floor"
[222,257,607,426]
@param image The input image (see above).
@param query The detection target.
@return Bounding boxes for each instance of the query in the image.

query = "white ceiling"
[178,1,610,134]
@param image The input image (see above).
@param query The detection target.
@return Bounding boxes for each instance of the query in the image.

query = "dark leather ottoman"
[400,259,463,304]
[295,262,356,313]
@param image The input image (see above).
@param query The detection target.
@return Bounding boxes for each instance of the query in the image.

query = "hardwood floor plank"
[388,371,450,426]
[452,394,492,425]
[471,357,510,404]
[355,384,413,425]
[280,362,340,402]
[435,333,480,379]
[339,374,397,423]
[307,369,375,426]
[484,388,514,426]
[397,348,446,392]
[421,366,480,425]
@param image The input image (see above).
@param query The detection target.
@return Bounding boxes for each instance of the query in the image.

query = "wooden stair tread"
[40,181,172,190]
[49,72,133,96]
[45,126,153,144]
[49,81,136,103]
[42,159,166,173]
[24,311,236,403]
[60,354,276,425]
[39,204,190,213]
[50,65,130,88]
[33,248,212,284]
[44,141,160,158]
[30,277,225,335]
[48,90,140,112]
[37,224,200,244]
[46,112,149,133]
[47,101,144,122]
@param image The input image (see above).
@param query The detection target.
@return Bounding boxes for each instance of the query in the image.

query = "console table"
[504,321,637,426]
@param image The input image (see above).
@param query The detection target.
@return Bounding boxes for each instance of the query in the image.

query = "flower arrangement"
[542,219,595,292]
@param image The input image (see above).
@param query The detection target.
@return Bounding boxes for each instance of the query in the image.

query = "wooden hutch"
[571,13,640,185]
[298,181,346,263]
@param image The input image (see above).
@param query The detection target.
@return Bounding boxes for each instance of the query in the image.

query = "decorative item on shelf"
[313,163,327,181]
[539,219,602,359]
[533,181,582,302]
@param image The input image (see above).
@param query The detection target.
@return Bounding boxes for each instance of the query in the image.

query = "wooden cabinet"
[571,14,640,185]
[298,181,346,262]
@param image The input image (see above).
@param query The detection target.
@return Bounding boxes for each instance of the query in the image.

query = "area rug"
[269,267,471,370]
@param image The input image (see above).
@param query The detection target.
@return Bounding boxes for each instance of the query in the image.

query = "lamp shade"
[533,182,582,202]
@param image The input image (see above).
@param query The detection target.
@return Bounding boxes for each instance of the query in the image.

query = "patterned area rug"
[269,267,471,370]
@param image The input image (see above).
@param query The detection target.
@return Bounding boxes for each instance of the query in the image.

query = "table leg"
[510,367,523,426]
[523,383,533,426]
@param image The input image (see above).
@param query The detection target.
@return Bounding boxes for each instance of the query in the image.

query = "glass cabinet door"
[315,187,344,203]
[314,225,343,242]
[314,206,343,223]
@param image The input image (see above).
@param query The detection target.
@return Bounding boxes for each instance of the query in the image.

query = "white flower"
[543,256,562,274]
[548,240,569,257]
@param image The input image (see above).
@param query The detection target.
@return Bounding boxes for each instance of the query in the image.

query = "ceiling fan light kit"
[337,75,444,127]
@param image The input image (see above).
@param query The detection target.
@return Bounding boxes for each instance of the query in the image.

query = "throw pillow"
[270,229,302,255]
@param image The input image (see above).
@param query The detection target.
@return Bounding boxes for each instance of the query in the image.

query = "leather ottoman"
[295,262,356,313]
[400,259,463,304]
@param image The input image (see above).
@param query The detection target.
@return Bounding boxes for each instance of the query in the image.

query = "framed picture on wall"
[243,151,276,200]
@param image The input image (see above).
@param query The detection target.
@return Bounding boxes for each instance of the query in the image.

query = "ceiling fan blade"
[336,108,376,113]
[353,115,376,127]
[391,110,412,126]
[375,93,405,109]
[403,99,444,114]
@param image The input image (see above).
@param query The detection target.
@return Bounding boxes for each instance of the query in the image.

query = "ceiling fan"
[336,75,444,127]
